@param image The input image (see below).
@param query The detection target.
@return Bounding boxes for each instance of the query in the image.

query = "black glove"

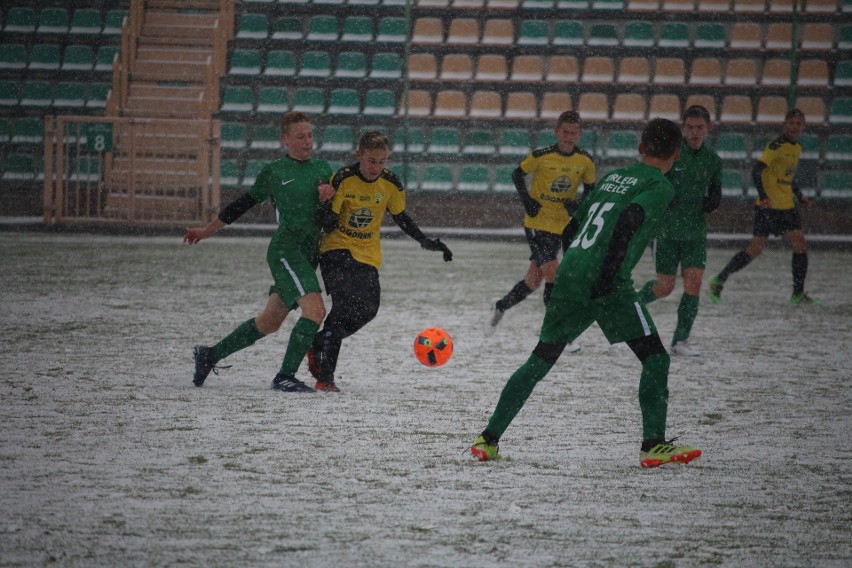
[421,238,453,262]
[564,199,580,215]
[523,196,541,217]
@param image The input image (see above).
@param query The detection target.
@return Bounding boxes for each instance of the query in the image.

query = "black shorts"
[319,249,381,302]
[525,228,562,267]
[753,206,802,237]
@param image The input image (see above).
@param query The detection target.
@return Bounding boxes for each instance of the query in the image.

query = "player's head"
[640,118,683,160]
[281,112,314,161]
[554,111,583,153]
[681,105,712,151]
[782,108,806,142]
[356,131,390,182]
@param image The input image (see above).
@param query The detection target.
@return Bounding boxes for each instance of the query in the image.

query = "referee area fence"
[42,116,221,227]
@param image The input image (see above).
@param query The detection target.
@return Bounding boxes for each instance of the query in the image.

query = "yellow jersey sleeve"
[756,137,800,210]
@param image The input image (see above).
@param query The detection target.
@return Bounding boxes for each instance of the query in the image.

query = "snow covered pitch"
[1,232,850,567]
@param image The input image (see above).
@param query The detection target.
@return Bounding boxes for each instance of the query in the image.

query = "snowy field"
[1,231,850,568]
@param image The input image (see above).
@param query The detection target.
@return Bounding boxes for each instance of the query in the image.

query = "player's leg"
[710,208,769,302]
[670,241,706,356]
[785,218,820,304]
[639,239,676,304]
[540,258,558,305]
[192,294,285,387]
[270,252,324,393]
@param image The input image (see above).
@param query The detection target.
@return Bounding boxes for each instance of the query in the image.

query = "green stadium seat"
[306,16,339,42]
[327,88,360,115]
[499,129,533,156]
[421,164,455,191]
[658,22,690,48]
[714,133,749,160]
[552,21,584,46]
[341,16,373,42]
[236,14,268,39]
[750,136,770,159]
[291,88,325,113]
[53,82,85,108]
[321,126,355,153]
[623,21,654,47]
[428,128,461,154]
[229,49,261,76]
[825,135,852,162]
[0,44,27,70]
[264,50,296,77]
[376,18,408,43]
[299,51,331,78]
[102,10,128,35]
[71,156,100,183]
[220,86,254,112]
[314,0,345,5]
[0,80,20,107]
[221,122,247,149]
[518,20,549,46]
[494,165,519,192]
[458,165,490,192]
[250,124,282,149]
[28,44,61,71]
[462,129,497,155]
[0,119,9,143]
[578,131,599,155]
[839,25,852,50]
[606,131,640,158]
[798,134,820,160]
[95,46,119,72]
[587,24,619,47]
[37,8,69,34]
[1,154,36,182]
[86,83,111,108]
[335,52,367,79]
[20,81,52,108]
[220,160,240,187]
[834,60,852,87]
[829,97,852,124]
[69,9,102,34]
[721,169,744,196]
[591,0,625,9]
[11,118,42,144]
[256,86,289,113]
[395,164,419,191]
[695,23,726,48]
[350,0,380,6]
[820,171,852,198]
[370,52,402,80]
[242,160,267,186]
[61,45,95,72]
[271,17,302,40]
[523,0,554,8]
[537,128,558,147]
[363,89,396,116]
[392,126,426,154]
[4,8,36,33]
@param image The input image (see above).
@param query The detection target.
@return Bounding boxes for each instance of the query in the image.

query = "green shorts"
[653,238,707,275]
[539,288,658,346]
[266,244,321,310]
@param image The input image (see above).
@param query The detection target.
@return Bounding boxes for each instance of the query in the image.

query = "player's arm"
[184,193,259,245]
[513,167,540,217]
[391,211,453,261]
[565,181,595,215]
[590,203,645,299]
[703,179,722,213]
[791,180,812,209]
[315,202,338,232]
[752,161,770,205]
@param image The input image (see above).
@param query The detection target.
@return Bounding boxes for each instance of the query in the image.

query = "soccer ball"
[413,327,453,367]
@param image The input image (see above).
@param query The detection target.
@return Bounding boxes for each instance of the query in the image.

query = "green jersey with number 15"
[555,162,675,299]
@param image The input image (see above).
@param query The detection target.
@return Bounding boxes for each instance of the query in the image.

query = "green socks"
[672,293,699,346]
[211,319,265,362]
[279,317,320,376]
[639,353,670,441]
[638,280,658,304]
[486,354,554,440]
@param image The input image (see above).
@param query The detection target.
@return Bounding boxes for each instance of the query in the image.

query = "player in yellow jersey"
[308,131,453,391]
[709,108,821,305]
[486,111,597,349]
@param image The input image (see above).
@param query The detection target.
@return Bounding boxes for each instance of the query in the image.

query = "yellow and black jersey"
[520,145,597,234]
[320,164,406,269]
[756,136,801,210]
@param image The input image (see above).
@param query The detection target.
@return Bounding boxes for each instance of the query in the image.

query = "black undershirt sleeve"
[315,202,338,232]
[703,180,722,213]
[218,192,259,224]
[392,210,428,244]
[512,167,539,215]
[590,203,645,300]
[752,162,768,200]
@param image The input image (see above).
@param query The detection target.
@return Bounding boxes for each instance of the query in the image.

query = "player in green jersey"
[485,111,596,353]
[184,112,335,393]
[470,118,702,468]
[709,108,820,305]
[638,106,722,357]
